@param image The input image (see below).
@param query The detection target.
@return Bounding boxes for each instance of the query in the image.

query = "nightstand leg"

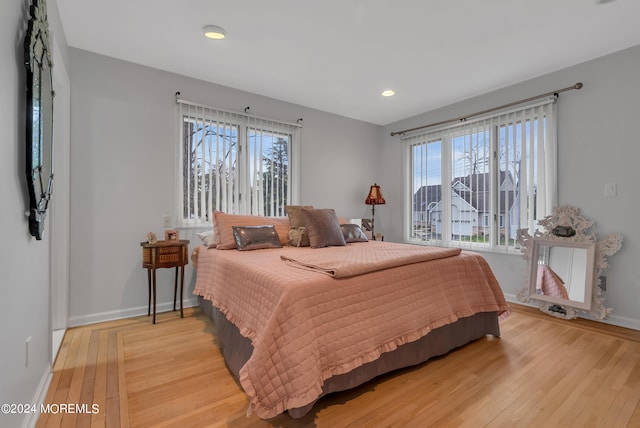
[180,265,185,318]
[152,269,157,324]
[147,269,151,316]
[173,267,178,311]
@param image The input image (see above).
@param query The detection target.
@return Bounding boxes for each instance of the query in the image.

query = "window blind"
[177,99,301,225]
[403,99,556,250]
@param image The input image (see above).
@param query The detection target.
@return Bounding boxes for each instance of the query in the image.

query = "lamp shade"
[365,183,386,205]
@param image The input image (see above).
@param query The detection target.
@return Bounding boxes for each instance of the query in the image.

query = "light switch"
[604,183,617,198]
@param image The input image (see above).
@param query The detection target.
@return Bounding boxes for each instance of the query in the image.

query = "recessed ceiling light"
[381,90,396,97]
[203,25,226,40]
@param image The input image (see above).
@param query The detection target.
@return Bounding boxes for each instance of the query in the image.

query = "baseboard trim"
[606,314,640,332]
[68,298,199,327]
[22,363,52,428]
[504,294,640,332]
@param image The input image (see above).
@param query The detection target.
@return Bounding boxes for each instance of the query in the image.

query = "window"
[405,100,556,252]
[177,99,301,225]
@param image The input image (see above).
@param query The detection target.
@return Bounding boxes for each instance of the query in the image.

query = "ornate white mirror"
[25,0,54,240]
[517,205,622,320]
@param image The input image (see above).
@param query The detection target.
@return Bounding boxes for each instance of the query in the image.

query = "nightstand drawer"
[141,240,189,269]
[158,246,181,264]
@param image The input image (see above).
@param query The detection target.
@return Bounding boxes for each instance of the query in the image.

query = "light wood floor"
[37,304,640,428]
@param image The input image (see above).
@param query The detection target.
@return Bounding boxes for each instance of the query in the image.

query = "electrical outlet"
[163,215,172,228]
[600,275,607,291]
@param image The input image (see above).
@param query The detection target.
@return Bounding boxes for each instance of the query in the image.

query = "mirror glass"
[25,0,54,240]
[528,239,595,311]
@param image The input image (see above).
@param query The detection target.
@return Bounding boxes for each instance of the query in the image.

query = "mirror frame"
[517,205,622,320]
[25,0,54,240]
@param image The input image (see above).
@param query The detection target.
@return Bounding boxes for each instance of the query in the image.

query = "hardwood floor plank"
[36,305,640,427]
[90,330,109,427]
[59,328,92,428]
[76,330,100,427]
[105,330,120,427]
[117,331,131,428]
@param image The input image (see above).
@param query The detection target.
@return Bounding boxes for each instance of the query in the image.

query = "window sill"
[404,239,523,257]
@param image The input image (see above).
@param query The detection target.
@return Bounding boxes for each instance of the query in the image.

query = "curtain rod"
[390,82,583,137]
[175,92,303,128]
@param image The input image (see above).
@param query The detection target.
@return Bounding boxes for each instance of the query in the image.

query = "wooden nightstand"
[140,240,189,324]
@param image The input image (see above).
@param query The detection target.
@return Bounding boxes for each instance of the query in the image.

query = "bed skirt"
[199,296,501,418]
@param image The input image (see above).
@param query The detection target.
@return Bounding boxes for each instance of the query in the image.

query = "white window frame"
[176,98,301,226]
[403,99,557,253]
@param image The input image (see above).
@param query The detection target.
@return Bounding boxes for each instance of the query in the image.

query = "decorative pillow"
[214,211,290,249]
[211,210,222,245]
[232,225,282,251]
[288,227,310,247]
[337,216,349,225]
[340,224,369,243]
[286,205,313,247]
[196,230,218,248]
[285,205,314,227]
[300,208,346,248]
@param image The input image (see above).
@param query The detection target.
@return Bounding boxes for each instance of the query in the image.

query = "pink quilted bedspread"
[193,241,510,418]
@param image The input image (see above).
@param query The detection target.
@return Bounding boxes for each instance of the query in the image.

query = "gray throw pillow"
[300,208,346,248]
[340,224,369,243]
[232,225,282,251]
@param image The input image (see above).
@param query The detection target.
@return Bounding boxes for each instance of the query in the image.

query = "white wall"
[67,49,382,324]
[0,1,69,427]
[381,45,640,329]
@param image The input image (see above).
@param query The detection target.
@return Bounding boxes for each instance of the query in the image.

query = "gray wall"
[68,48,382,324]
[0,1,69,427]
[380,45,640,329]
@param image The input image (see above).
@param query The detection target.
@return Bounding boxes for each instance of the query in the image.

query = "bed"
[192,210,510,419]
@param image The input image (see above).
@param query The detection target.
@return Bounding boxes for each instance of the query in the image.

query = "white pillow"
[196,231,217,248]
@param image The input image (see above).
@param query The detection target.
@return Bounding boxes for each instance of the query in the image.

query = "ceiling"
[57,0,640,126]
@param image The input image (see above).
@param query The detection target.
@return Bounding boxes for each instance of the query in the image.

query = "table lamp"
[365,183,386,240]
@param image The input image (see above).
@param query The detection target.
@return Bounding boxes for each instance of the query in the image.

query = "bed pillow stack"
[204,208,364,250]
